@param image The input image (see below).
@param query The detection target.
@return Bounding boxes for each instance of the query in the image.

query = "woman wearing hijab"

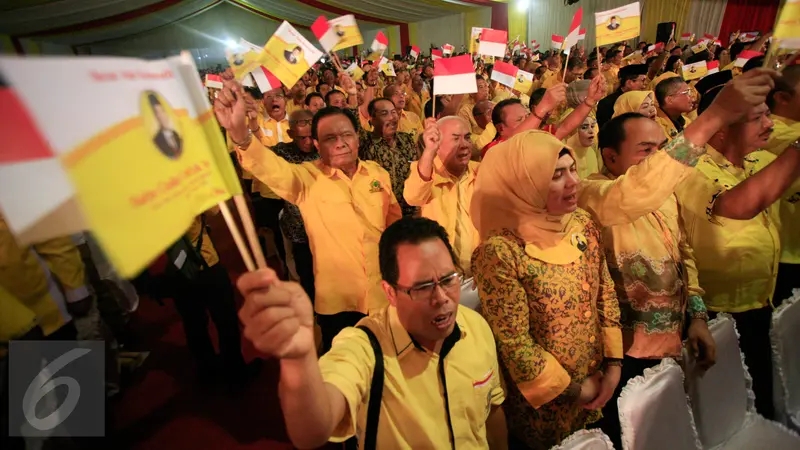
[471,131,623,449]
[613,91,657,120]
[558,80,602,178]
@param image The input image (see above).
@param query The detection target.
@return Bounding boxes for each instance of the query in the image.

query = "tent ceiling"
[1,0,494,47]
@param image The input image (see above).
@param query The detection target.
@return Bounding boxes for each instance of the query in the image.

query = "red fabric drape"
[490,2,508,31]
[400,24,410,55]
[719,0,780,46]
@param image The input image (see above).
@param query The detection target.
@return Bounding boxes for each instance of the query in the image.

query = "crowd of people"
[2,24,799,450]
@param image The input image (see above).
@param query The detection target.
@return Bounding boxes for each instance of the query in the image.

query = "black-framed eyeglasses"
[394,272,462,302]
[290,119,312,126]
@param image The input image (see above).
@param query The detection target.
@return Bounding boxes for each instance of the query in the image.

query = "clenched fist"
[237,268,316,359]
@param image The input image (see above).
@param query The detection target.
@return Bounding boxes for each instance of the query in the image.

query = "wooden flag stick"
[233,194,267,269]
[219,200,255,272]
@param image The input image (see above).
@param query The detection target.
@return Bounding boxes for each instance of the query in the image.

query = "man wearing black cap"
[596,63,648,129]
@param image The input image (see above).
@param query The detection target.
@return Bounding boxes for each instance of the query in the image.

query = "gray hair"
[566,80,592,109]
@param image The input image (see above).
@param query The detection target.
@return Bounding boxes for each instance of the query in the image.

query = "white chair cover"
[683,314,800,449]
[618,358,702,450]
[771,290,800,432]
[550,429,615,450]
[459,277,480,311]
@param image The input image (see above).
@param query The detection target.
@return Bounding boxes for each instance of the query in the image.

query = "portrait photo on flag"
[469,27,484,54]
[433,54,477,95]
[0,53,241,276]
[345,62,365,81]
[478,28,508,58]
[329,15,363,51]
[682,60,708,80]
[226,38,265,80]
[263,21,323,88]
[514,69,534,93]
[595,2,641,46]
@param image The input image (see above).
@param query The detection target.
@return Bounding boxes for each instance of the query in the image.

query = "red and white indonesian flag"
[552,34,565,50]
[0,77,85,244]
[564,7,584,50]
[311,15,340,52]
[531,41,540,50]
[431,49,443,60]
[478,28,508,58]
[204,74,222,89]
[706,60,720,75]
[735,49,763,67]
[251,66,281,92]
[491,61,518,88]
[443,44,455,56]
[681,33,692,41]
[368,32,388,60]
[578,28,587,41]
[702,33,715,44]
[410,45,420,59]
[740,32,759,42]
[433,54,477,95]
[647,42,664,53]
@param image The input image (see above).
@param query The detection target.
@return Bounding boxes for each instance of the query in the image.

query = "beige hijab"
[471,130,586,264]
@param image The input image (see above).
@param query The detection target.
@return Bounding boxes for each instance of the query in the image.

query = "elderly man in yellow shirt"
[404,117,480,308]
[384,83,424,138]
[471,100,496,157]
[457,76,491,136]
[764,64,800,303]
[675,73,800,421]
[216,80,401,353]
[236,217,507,449]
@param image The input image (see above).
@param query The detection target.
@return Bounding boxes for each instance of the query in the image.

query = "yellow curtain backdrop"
[641,0,692,43]
[408,22,419,51]
[464,8,488,47]
[508,7,528,46]
[387,25,401,57]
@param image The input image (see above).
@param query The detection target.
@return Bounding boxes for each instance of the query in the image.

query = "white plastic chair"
[618,358,702,450]
[771,290,800,432]
[683,314,800,449]
[550,429,615,449]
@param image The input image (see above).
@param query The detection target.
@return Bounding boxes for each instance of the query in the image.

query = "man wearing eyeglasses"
[270,110,319,300]
[654,76,697,140]
[236,217,508,449]
[596,64,649,129]
[385,83,424,138]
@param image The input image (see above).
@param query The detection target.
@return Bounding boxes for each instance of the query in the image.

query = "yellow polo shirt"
[251,115,291,199]
[238,140,402,314]
[472,123,496,156]
[358,108,373,132]
[655,108,693,141]
[404,158,480,276]
[286,99,306,115]
[541,70,564,89]
[457,97,482,135]
[676,147,800,312]
[764,115,800,264]
[398,110,424,138]
[406,90,430,119]
[320,305,505,448]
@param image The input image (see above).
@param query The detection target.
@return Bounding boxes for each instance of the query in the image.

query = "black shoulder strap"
[357,325,383,450]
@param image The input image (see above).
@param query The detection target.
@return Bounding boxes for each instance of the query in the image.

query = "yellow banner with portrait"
[594,2,641,47]
[0,53,241,277]
[263,21,324,89]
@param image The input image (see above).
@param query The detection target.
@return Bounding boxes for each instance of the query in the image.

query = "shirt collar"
[432,156,476,186]
[317,159,370,178]
[387,305,466,359]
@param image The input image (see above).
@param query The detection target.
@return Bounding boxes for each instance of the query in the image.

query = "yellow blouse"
[764,115,800,264]
[472,210,622,448]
